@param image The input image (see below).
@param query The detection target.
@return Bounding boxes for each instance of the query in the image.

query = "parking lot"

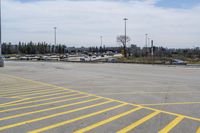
[0,61,200,133]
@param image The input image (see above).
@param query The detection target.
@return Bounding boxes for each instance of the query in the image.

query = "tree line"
[2,42,66,54]
[1,42,200,59]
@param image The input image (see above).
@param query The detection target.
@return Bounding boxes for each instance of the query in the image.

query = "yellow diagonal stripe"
[0,97,101,121]
[0,90,72,107]
[27,103,127,133]
[74,107,142,133]
[117,111,160,133]
[0,83,40,91]
[0,94,88,113]
[10,89,65,98]
[0,88,58,98]
[0,86,41,94]
[0,88,55,96]
[0,92,74,108]
[158,116,184,133]
[142,102,200,106]
[0,100,114,131]
[196,127,200,133]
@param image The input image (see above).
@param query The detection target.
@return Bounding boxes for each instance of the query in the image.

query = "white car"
[171,59,187,65]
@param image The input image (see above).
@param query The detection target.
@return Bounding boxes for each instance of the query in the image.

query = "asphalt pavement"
[0,61,199,133]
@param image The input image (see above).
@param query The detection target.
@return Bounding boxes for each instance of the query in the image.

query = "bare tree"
[117,35,131,58]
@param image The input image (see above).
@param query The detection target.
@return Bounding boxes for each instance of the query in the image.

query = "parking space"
[0,61,200,132]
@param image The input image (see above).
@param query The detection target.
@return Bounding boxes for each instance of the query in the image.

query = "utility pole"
[0,0,2,56]
[100,36,102,47]
[124,18,128,57]
[0,0,4,67]
[151,40,154,64]
[54,27,57,45]
[145,34,148,56]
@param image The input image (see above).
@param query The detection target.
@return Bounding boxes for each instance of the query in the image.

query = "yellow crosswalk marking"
[10,89,64,98]
[1,73,200,133]
[3,73,200,123]
[158,116,184,133]
[0,84,50,93]
[28,104,127,133]
[0,94,88,113]
[0,88,58,97]
[196,127,200,133]
[142,102,200,106]
[0,91,74,108]
[0,83,39,90]
[0,100,115,131]
[0,97,102,121]
[0,85,42,93]
[27,103,127,133]
[0,87,63,98]
[0,90,73,107]
[74,107,142,133]
[117,111,160,133]
[0,98,30,107]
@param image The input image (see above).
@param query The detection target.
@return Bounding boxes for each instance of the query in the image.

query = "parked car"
[107,58,117,63]
[170,59,187,65]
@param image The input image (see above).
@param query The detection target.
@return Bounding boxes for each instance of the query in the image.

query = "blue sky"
[2,0,200,48]
[156,0,200,8]
[17,0,200,9]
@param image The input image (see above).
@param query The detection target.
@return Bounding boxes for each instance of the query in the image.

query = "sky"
[1,0,200,48]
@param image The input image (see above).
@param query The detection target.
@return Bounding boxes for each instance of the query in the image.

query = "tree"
[117,35,131,58]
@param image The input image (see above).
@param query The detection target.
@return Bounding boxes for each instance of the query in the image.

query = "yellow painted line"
[0,90,73,107]
[97,91,200,95]
[0,98,31,107]
[0,94,88,113]
[0,100,115,131]
[196,127,200,133]
[158,116,184,133]
[2,74,200,122]
[0,91,74,108]
[0,88,60,97]
[0,97,102,121]
[0,86,46,95]
[141,102,200,106]
[0,85,38,92]
[0,83,39,89]
[0,87,55,96]
[27,103,127,133]
[0,84,44,92]
[1,74,70,91]
[10,89,66,98]
[74,107,142,133]
[117,111,160,133]
[142,106,200,122]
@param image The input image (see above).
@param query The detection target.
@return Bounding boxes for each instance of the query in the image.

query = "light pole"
[100,36,102,47]
[54,27,57,45]
[124,18,128,57]
[148,37,151,48]
[0,0,1,56]
[151,40,154,64]
[145,34,148,56]
[0,0,4,67]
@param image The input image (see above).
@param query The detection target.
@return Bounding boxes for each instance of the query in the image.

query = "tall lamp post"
[54,27,57,45]
[124,18,128,57]
[0,0,4,67]
[145,33,148,56]
[100,36,102,47]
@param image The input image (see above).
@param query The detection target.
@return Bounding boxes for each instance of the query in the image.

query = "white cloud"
[2,0,200,48]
